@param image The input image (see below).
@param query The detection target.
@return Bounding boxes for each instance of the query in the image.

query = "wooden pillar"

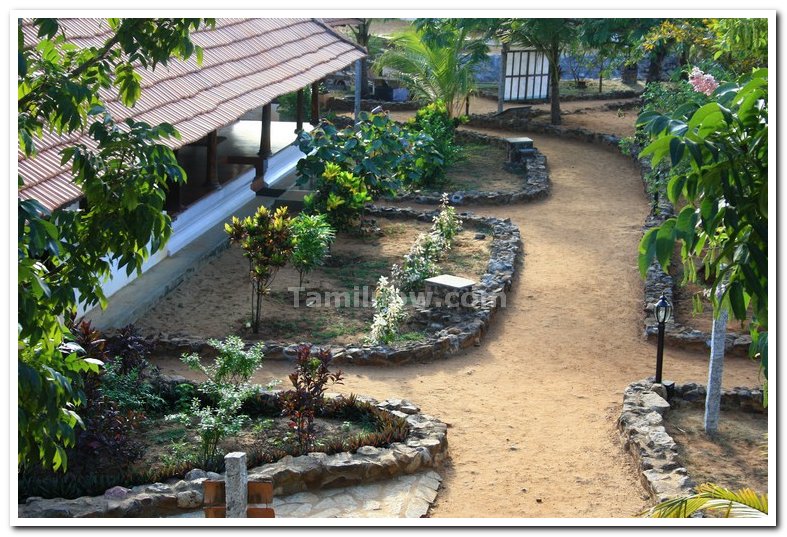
[206,130,220,189]
[259,104,272,157]
[296,89,304,133]
[310,81,320,126]
[498,42,508,114]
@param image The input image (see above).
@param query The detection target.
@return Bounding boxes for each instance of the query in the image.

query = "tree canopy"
[18,17,213,471]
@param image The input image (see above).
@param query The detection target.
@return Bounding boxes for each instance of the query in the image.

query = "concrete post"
[224,452,248,518]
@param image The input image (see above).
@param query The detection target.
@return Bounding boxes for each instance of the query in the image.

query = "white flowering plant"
[391,233,441,291]
[431,194,462,248]
[366,276,406,345]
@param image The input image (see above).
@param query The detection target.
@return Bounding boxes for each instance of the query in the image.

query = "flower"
[688,67,719,96]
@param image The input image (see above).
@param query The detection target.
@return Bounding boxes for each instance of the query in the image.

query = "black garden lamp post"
[653,294,672,384]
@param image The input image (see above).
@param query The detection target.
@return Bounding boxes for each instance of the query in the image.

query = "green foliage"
[302,162,372,231]
[180,335,265,390]
[290,213,335,287]
[636,69,768,377]
[297,111,444,202]
[18,17,213,472]
[643,482,767,518]
[377,24,486,118]
[408,100,464,186]
[167,385,249,470]
[642,81,709,115]
[225,206,293,333]
[709,18,768,73]
[99,362,165,413]
[279,345,344,454]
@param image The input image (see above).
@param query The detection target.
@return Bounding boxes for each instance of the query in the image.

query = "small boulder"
[185,468,208,481]
[104,486,131,500]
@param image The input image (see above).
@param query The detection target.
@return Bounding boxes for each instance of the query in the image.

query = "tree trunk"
[360,57,371,99]
[704,287,728,436]
[548,48,562,126]
[646,44,668,84]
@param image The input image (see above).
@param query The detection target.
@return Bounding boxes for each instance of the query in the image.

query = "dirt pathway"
[153,128,761,519]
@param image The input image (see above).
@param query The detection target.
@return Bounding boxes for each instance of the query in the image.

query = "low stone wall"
[465,114,624,153]
[18,398,448,518]
[618,379,765,504]
[151,205,522,366]
[391,130,550,206]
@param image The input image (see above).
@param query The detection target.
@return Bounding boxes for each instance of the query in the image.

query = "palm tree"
[374,26,483,118]
[643,483,768,518]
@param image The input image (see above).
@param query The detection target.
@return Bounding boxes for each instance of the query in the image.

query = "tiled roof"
[18,18,366,210]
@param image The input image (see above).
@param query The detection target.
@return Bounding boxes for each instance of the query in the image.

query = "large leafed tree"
[18,17,213,471]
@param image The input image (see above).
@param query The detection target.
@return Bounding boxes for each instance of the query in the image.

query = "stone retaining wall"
[391,130,550,206]
[618,379,764,504]
[18,398,448,518]
[151,205,522,366]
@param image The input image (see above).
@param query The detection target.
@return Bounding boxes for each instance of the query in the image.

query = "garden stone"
[206,472,223,480]
[185,468,208,481]
[224,452,248,518]
[641,392,670,415]
[145,483,171,494]
[104,486,131,500]
[176,490,202,509]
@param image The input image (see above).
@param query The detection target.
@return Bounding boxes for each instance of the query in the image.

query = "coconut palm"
[374,26,484,118]
[643,483,768,518]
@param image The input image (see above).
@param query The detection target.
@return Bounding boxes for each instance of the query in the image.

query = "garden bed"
[19,395,449,518]
[392,132,550,206]
[136,215,490,346]
[618,379,766,504]
[144,206,522,366]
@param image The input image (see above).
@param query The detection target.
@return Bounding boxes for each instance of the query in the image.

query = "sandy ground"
[150,124,762,518]
[385,96,639,139]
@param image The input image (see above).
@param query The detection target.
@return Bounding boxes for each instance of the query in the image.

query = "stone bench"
[425,274,476,309]
[504,136,537,173]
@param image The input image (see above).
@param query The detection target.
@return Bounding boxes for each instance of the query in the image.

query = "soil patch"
[665,406,767,493]
[441,143,523,193]
[136,217,489,345]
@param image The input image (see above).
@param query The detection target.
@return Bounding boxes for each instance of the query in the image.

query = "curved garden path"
[156,127,761,518]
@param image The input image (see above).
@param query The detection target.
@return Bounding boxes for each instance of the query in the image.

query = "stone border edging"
[326,96,423,112]
[390,130,551,206]
[150,205,522,366]
[18,397,448,518]
[477,88,643,103]
[464,116,624,153]
[618,379,765,505]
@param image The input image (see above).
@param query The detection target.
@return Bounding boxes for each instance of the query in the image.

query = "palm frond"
[642,483,767,518]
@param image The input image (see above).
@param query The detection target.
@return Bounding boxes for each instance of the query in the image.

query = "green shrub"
[408,100,464,186]
[180,335,265,390]
[99,362,165,413]
[290,213,335,287]
[303,162,372,231]
[296,111,444,198]
[226,206,293,333]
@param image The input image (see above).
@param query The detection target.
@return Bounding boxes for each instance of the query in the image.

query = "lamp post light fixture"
[653,293,672,384]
